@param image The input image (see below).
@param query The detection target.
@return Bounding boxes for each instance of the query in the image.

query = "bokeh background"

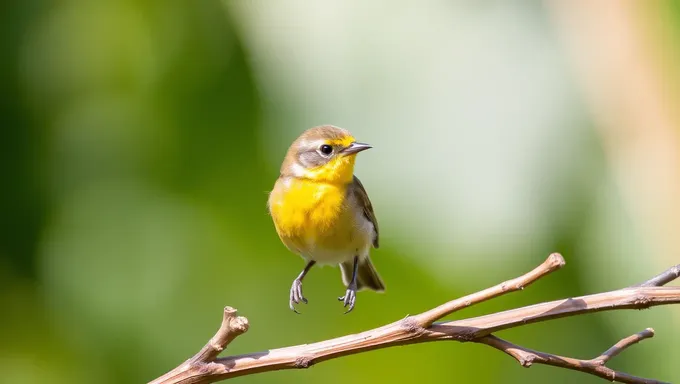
[2,1,679,383]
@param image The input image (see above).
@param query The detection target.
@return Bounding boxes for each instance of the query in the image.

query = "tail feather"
[340,257,385,292]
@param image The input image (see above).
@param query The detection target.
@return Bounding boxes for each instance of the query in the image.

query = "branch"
[477,329,659,384]
[594,328,655,364]
[415,252,565,327]
[149,254,680,384]
[634,264,680,287]
[149,307,248,384]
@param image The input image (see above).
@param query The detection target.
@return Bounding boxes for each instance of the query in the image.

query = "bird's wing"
[351,175,379,248]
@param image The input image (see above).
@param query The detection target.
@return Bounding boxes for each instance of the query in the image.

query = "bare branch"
[476,330,664,384]
[416,252,565,327]
[149,255,679,384]
[634,265,680,287]
[190,307,249,364]
[435,286,680,337]
[593,328,655,364]
[149,307,249,384]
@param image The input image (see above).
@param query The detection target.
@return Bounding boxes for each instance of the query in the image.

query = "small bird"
[268,125,385,314]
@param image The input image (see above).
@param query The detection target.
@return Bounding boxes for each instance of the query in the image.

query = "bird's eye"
[320,144,333,155]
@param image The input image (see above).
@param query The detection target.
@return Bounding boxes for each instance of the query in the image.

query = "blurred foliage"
[1,1,679,384]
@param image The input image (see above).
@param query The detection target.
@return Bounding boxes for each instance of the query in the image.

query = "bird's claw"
[289,279,308,314]
[338,284,358,314]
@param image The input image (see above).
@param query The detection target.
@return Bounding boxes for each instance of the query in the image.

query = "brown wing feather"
[352,175,379,248]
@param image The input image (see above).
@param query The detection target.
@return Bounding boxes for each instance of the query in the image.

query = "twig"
[149,307,249,384]
[477,329,661,384]
[634,264,680,287]
[149,254,680,384]
[593,328,655,364]
[415,252,565,327]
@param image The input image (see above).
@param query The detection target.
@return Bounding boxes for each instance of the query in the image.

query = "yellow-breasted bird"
[268,125,385,314]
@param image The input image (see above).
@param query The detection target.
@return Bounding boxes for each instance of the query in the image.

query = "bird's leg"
[289,260,315,314]
[339,255,359,314]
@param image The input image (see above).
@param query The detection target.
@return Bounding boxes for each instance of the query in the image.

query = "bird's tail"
[340,257,385,292]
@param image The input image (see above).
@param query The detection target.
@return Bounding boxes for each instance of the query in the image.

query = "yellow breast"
[268,178,366,259]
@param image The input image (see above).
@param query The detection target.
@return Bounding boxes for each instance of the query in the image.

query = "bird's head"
[280,125,372,184]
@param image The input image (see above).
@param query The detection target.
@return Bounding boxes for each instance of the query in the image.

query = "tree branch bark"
[476,329,658,384]
[149,253,680,384]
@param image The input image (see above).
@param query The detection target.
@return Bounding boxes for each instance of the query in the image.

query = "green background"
[1,1,679,383]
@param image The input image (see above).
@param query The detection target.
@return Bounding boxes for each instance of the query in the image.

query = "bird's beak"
[341,142,372,155]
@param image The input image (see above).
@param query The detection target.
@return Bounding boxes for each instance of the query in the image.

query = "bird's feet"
[289,278,308,314]
[338,282,358,314]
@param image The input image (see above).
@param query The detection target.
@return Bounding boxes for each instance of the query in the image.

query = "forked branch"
[477,329,659,384]
[149,254,680,384]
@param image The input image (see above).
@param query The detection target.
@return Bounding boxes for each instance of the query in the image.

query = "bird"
[267,125,385,314]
